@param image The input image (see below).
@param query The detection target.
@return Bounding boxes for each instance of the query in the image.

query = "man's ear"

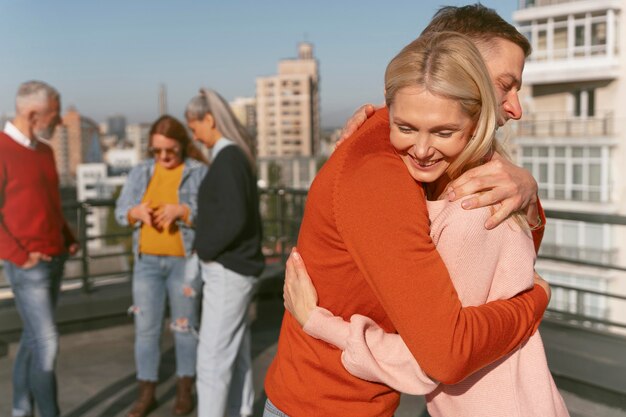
[26,109,38,125]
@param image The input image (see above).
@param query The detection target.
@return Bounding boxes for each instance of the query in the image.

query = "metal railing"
[0,188,305,295]
[512,112,614,137]
[539,209,626,331]
[2,189,625,333]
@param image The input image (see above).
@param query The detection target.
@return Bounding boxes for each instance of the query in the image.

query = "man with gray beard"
[0,80,78,417]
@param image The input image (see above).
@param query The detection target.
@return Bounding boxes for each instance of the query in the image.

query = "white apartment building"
[126,123,151,162]
[257,156,318,189]
[76,163,127,249]
[513,0,626,330]
[256,42,321,157]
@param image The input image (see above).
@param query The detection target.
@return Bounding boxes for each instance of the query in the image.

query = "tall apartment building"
[230,96,257,137]
[49,107,103,185]
[256,42,320,157]
[512,0,626,328]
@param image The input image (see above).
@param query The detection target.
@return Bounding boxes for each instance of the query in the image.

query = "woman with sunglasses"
[115,115,208,417]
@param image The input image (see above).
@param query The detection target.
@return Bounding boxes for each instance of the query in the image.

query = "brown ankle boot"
[127,380,157,417]
[173,376,195,415]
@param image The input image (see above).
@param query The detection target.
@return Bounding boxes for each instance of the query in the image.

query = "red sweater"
[264,108,548,417]
[0,132,74,265]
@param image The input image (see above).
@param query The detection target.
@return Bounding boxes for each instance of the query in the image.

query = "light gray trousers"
[196,260,257,417]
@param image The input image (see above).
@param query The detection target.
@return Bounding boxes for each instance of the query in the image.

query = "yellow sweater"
[139,163,186,256]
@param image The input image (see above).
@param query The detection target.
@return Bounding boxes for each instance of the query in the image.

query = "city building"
[256,42,321,157]
[76,163,128,249]
[230,96,257,138]
[49,107,103,185]
[257,156,318,189]
[126,122,151,162]
[107,114,127,142]
[512,0,626,330]
[105,148,138,176]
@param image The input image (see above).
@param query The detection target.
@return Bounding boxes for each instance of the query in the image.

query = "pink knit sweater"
[304,197,569,417]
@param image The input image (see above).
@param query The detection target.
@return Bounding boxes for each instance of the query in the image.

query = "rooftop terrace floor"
[1,297,625,417]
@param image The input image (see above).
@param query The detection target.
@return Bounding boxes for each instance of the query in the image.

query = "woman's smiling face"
[389,86,474,190]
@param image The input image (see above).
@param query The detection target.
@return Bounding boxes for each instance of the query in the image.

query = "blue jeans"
[132,254,201,381]
[263,399,290,417]
[196,260,257,417]
[5,256,66,417]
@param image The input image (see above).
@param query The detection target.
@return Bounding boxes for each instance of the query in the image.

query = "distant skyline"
[0,0,517,128]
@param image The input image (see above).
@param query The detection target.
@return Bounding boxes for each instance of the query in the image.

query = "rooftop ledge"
[514,0,622,22]
[523,56,620,84]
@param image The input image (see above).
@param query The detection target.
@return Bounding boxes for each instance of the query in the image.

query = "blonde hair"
[385,32,525,227]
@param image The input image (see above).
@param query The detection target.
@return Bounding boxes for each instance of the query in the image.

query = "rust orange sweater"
[264,108,548,417]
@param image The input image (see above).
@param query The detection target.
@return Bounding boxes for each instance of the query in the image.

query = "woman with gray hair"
[185,88,264,417]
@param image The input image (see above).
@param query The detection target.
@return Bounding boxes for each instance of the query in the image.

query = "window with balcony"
[519,10,615,61]
[520,145,609,202]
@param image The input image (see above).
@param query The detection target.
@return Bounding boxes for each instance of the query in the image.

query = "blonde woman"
[281,32,568,417]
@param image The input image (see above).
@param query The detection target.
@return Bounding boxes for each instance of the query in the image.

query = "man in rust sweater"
[265,5,549,417]
[0,81,77,417]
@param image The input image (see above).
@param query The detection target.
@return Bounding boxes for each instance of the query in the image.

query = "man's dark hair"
[422,4,531,57]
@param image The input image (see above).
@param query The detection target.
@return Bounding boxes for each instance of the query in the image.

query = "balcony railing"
[0,188,307,298]
[512,112,614,137]
[540,209,626,331]
[1,189,625,333]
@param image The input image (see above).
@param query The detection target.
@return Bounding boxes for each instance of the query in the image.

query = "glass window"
[586,224,603,249]
[554,163,566,184]
[589,147,601,157]
[539,164,549,183]
[575,25,585,47]
[592,22,607,46]
[573,164,583,184]
[519,144,611,203]
[562,222,578,243]
[542,223,556,245]
[589,191,601,202]
[572,190,583,201]
[589,164,601,186]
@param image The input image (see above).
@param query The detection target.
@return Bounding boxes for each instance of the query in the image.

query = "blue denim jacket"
[115,158,207,257]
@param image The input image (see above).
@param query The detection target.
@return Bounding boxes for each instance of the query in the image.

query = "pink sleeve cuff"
[303,307,350,350]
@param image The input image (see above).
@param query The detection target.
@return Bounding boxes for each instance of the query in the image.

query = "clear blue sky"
[0,0,517,128]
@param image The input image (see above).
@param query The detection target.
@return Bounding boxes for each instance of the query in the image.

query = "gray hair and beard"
[35,123,57,140]
[15,80,60,115]
[15,80,61,141]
